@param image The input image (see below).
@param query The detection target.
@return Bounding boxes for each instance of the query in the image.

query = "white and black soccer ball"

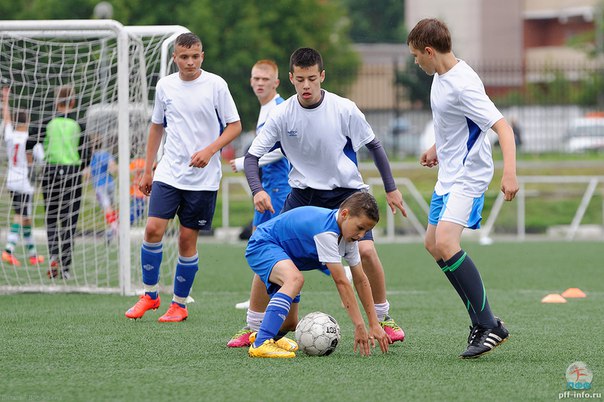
[295,311,341,356]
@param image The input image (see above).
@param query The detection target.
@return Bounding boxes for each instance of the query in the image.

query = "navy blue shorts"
[148,181,217,230]
[283,187,373,241]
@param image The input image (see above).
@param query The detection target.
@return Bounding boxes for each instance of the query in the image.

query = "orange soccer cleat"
[2,251,21,266]
[28,254,45,265]
[125,294,161,319]
[158,302,188,323]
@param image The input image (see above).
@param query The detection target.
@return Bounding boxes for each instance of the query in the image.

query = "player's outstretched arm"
[350,262,390,352]
[365,139,407,216]
[230,148,285,173]
[230,157,243,172]
[327,262,372,356]
[2,86,11,124]
[492,118,519,201]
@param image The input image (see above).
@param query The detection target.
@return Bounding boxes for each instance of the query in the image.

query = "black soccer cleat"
[467,324,479,346]
[460,319,509,359]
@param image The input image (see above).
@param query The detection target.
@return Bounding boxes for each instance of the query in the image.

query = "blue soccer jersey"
[90,150,114,189]
[246,206,361,294]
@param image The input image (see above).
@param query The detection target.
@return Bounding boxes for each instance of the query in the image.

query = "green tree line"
[1,0,405,130]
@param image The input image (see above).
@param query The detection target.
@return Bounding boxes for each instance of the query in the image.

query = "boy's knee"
[433,238,456,259]
[424,239,436,255]
[144,222,164,242]
[358,241,378,261]
[291,272,304,289]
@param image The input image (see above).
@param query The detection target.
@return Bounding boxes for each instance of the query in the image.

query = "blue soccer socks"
[445,250,497,328]
[253,292,293,347]
[141,241,162,298]
[173,253,199,301]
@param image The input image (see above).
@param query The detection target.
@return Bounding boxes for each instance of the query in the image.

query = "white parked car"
[564,117,604,153]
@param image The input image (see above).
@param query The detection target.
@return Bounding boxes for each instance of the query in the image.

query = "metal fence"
[331,61,604,159]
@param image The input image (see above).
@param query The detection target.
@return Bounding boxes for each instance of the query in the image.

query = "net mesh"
[0,24,184,294]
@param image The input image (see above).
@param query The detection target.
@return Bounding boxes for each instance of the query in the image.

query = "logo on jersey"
[287,129,298,137]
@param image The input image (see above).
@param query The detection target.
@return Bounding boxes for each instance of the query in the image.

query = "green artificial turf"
[0,241,602,401]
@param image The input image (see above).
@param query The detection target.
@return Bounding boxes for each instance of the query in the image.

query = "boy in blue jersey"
[246,191,391,358]
[231,47,407,350]
[84,135,118,241]
[228,60,291,322]
[407,18,519,358]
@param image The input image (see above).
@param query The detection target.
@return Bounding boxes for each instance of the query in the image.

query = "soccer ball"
[295,311,341,356]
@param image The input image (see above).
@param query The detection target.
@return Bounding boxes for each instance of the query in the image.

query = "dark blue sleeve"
[244,152,263,195]
[365,138,397,193]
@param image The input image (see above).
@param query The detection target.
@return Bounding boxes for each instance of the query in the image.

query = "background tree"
[341,0,406,43]
[396,57,431,109]
[2,0,360,131]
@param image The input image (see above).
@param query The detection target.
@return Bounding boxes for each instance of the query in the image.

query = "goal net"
[0,20,188,294]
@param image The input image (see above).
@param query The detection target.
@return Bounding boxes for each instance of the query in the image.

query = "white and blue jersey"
[249,90,374,191]
[151,70,240,191]
[430,60,503,197]
[246,206,361,295]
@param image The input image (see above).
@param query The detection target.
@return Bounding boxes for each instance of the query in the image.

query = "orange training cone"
[561,288,586,298]
[541,294,567,303]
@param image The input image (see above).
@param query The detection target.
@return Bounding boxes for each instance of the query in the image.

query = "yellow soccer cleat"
[249,331,298,352]
[248,339,295,358]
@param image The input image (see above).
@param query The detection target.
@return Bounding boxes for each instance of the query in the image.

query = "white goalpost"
[0,20,188,295]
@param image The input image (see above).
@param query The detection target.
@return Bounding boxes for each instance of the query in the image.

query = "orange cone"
[541,294,567,303]
[561,288,586,298]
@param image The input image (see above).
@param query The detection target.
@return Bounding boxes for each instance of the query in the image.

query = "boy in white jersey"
[2,86,44,267]
[228,60,291,318]
[125,32,242,322]
[231,47,407,348]
[247,192,390,358]
[407,18,519,358]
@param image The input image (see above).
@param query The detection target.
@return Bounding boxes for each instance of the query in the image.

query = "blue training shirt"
[249,206,361,271]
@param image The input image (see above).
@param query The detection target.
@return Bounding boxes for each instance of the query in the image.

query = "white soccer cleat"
[235,299,250,310]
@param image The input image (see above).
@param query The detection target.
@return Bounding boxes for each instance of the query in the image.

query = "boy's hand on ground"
[369,323,390,353]
[353,326,371,356]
